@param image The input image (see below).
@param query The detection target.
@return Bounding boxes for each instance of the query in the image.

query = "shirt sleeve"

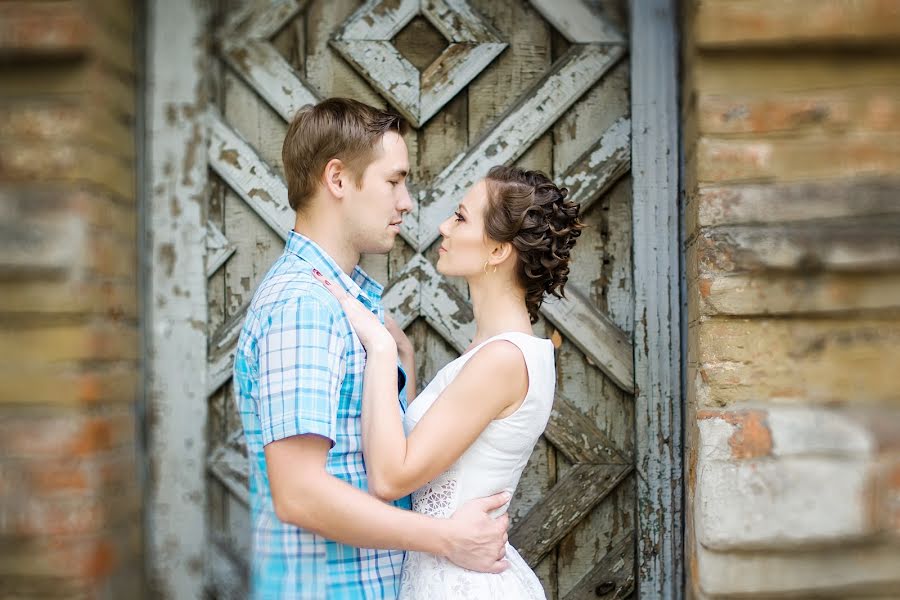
[256,295,346,447]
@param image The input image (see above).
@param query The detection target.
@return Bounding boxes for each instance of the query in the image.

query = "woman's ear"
[489,241,514,267]
[323,158,347,198]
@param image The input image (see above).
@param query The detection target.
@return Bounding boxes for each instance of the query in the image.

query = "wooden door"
[202,1,635,597]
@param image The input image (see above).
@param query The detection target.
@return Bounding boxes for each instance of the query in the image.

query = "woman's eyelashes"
[454,211,465,223]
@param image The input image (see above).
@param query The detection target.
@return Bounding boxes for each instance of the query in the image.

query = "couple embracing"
[233,97,583,599]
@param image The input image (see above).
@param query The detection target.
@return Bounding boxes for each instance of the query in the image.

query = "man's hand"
[443,492,511,573]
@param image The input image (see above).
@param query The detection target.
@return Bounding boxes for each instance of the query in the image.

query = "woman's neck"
[467,274,533,347]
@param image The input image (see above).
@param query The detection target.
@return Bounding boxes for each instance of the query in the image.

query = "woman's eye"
[454,211,464,222]
[389,181,399,186]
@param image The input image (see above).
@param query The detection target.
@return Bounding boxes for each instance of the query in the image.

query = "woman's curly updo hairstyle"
[483,165,584,323]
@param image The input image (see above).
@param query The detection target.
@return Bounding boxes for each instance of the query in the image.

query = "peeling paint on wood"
[206,222,236,278]
[529,0,625,44]
[146,1,210,598]
[545,393,629,465]
[208,111,293,239]
[415,44,625,251]
[631,0,683,596]
[220,0,319,121]
[542,288,634,393]
[510,463,633,567]
[330,0,506,127]
[561,116,631,211]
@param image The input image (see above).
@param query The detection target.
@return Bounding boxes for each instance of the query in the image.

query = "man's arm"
[265,433,510,573]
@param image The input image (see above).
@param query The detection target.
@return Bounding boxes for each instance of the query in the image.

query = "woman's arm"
[362,341,527,501]
[310,268,527,501]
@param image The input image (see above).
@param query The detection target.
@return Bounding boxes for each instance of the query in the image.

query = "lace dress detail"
[412,469,458,518]
[397,333,555,600]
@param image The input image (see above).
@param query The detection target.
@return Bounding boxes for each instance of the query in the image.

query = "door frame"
[629,0,683,597]
[143,1,683,598]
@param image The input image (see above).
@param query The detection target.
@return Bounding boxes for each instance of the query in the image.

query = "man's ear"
[489,241,514,268]
[323,158,347,198]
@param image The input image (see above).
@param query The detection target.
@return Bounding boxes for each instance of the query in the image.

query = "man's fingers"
[480,491,511,512]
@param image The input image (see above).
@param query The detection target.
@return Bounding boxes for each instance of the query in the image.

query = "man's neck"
[293,218,360,275]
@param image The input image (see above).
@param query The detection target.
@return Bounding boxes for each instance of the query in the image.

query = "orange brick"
[0,2,90,56]
[695,0,900,47]
[698,409,773,459]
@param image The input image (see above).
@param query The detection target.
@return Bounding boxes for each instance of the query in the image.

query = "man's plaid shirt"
[233,231,411,599]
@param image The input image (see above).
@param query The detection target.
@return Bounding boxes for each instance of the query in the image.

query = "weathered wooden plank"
[695,220,900,275]
[207,306,246,396]
[413,43,626,250]
[424,0,501,42]
[206,222,236,278]
[419,258,476,353]
[328,40,421,120]
[382,255,423,330]
[419,42,507,126]
[561,529,635,600]
[146,2,209,598]
[510,463,632,567]
[557,473,634,597]
[561,116,631,212]
[220,69,290,318]
[528,0,625,44]
[207,429,250,507]
[220,0,318,122]
[333,0,417,40]
[207,534,249,600]
[208,111,293,240]
[545,394,629,465]
[331,0,506,127]
[542,288,634,393]
[631,1,682,596]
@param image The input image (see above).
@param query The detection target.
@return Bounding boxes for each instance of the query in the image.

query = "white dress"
[398,332,555,600]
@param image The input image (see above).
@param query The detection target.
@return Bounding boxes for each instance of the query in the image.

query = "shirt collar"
[284,230,383,307]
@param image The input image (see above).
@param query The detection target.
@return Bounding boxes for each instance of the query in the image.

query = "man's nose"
[398,188,413,213]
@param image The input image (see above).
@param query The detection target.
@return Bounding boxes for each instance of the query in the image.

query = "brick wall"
[0,2,142,598]
[682,1,900,597]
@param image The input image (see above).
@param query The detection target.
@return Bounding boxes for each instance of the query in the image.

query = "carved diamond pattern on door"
[204,1,636,597]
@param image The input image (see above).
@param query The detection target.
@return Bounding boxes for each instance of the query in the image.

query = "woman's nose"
[438,216,452,238]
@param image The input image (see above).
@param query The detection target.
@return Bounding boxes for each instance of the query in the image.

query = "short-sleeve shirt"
[233,230,411,599]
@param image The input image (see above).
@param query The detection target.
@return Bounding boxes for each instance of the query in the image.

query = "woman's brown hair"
[483,165,585,323]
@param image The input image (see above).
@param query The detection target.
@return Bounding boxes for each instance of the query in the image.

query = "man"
[233,98,509,599]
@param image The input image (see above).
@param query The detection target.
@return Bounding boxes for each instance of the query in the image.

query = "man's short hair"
[281,97,409,211]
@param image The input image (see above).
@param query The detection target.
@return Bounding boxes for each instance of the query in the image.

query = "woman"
[312,165,583,598]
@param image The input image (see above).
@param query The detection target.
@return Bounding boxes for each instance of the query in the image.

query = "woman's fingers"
[312,268,349,302]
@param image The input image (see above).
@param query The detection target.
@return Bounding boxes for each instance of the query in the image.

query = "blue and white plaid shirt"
[233,231,411,599]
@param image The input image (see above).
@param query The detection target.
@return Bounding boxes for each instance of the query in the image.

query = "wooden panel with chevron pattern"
[203,1,635,597]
